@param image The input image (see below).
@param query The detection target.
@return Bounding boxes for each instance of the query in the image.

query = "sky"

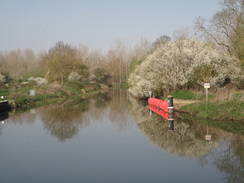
[0,0,221,53]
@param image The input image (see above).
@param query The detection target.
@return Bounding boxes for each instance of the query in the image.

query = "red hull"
[148,98,168,112]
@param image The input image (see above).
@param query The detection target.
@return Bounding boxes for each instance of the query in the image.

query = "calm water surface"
[0,91,243,183]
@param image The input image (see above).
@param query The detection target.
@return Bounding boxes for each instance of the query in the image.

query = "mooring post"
[167,95,174,130]
[168,95,173,113]
[149,91,152,98]
[168,113,174,130]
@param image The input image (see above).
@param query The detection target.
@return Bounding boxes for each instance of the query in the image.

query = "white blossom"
[28,77,48,85]
[68,72,81,81]
[128,39,244,98]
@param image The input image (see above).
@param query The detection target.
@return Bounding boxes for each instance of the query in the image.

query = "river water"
[0,90,243,183]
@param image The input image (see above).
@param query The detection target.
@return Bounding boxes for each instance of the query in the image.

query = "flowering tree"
[128,39,243,98]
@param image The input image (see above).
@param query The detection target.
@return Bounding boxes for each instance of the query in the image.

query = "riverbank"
[168,90,244,134]
[0,84,102,111]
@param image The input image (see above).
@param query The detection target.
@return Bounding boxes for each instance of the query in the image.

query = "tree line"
[0,38,150,88]
[0,0,243,96]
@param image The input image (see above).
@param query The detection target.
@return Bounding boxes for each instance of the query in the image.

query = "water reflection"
[3,91,132,141]
[213,135,244,183]
[39,98,90,141]
[128,95,219,158]
[0,110,9,135]
[41,90,131,140]
[128,95,244,182]
[1,91,244,182]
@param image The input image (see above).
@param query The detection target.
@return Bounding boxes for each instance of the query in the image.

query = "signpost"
[204,83,210,101]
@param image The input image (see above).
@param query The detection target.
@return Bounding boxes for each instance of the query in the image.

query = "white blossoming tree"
[128,39,244,98]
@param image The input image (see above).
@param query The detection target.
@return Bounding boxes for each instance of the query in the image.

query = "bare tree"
[173,27,192,41]
[194,0,244,60]
[105,40,130,84]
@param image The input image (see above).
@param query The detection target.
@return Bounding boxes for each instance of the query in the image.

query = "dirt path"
[173,99,199,110]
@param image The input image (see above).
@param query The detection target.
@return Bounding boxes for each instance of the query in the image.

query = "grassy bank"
[180,100,244,121]
[0,84,96,111]
[169,90,244,133]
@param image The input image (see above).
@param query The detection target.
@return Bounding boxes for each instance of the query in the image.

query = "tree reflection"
[40,90,132,141]
[107,90,132,132]
[94,91,112,108]
[128,95,244,182]
[128,95,218,158]
[213,135,244,183]
[40,98,90,141]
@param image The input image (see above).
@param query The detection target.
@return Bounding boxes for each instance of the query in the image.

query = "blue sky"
[0,0,220,52]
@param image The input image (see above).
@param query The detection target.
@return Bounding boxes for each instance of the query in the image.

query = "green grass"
[180,100,244,121]
[168,90,210,100]
[0,88,10,97]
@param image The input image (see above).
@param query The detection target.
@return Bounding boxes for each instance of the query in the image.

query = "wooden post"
[205,88,208,101]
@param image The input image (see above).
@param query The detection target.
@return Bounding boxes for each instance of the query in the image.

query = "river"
[0,90,243,183]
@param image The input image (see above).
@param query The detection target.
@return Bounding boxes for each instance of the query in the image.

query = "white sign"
[205,135,211,141]
[204,83,210,88]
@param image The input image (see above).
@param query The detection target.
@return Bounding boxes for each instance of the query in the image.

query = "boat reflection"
[148,105,168,120]
[0,110,9,121]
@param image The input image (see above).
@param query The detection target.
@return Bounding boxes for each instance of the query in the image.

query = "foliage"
[93,68,111,85]
[0,73,5,83]
[129,58,144,73]
[13,93,67,110]
[188,64,217,88]
[41,41,85,84]
[150,35,171,53]
[128,39,244,98]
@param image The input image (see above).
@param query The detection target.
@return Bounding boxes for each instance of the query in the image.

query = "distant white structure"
[1,96,4,100]
[30,90,36,96]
